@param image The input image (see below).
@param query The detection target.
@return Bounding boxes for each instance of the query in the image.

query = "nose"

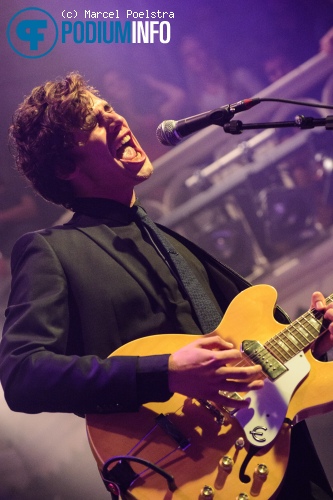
[109,112,128,141]
[99,107,126,134]
[109,110,125,128]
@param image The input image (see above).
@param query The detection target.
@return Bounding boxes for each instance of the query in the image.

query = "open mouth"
[115,134,142,162]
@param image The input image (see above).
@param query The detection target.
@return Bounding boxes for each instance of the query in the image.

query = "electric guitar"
[86,284,333,499]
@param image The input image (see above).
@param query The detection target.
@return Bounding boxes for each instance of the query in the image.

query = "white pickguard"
[234,353,310,447]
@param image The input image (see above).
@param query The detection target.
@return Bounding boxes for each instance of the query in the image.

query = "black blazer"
[0,213,267,415]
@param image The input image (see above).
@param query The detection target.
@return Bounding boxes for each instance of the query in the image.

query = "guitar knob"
[219,455,234,471]
[200,485,215,498]
[250,463,269,496]
[237,494,249,500]
[255,463,269,478]
[235,437,245,449]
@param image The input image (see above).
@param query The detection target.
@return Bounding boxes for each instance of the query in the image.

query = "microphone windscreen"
[156,120,179,146]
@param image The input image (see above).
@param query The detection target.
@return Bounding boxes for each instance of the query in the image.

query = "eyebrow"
[91,98,114,112]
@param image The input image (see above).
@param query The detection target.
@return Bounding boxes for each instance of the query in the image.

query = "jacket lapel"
[67,215,161,300]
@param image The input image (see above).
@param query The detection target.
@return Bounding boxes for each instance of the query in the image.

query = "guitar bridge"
[155,414,191,450]
[242,340,288,380]
[218,391,244,416]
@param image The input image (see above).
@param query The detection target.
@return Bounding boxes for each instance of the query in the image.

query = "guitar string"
[125,402,186,457]
[220,302,330,389]
[264,305,329,363]
[122,407,192,480]
[218,316,321,401]
[183,296,333,403]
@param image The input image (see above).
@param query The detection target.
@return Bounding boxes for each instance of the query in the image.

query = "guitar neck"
[265,294,333,363]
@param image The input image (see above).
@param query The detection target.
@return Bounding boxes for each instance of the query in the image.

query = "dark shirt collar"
[71,197,141,225]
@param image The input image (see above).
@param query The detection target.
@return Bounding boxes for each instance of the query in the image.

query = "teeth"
[113,133,143,162]
[120,134,130,146]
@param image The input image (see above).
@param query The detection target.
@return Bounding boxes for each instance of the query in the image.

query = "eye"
[103,103,113,113]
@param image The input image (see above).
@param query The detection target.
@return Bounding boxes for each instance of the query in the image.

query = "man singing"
[0,73,332,499]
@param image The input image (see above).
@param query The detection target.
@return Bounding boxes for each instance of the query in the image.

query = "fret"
[279,330,300,354]
[302,311,330,344]
[311,310,331,336]
[254,293,333,372]
[267,331,301,363]
[264,299,329,364]
[274,339,292,360]
[265,337,290,363]
[266,322,307,362]
[293,318,317,344]
[282,325,307,350]
[305,313,325,335]
[326,294,333,306]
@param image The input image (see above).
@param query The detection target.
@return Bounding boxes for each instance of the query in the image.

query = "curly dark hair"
[9,72,99,208]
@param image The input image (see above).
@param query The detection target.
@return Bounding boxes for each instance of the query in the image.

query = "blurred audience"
[179,34,263,114]
[263,51,296,85]
[0,177,38,273]
[262,25,333,87]
[0,175,64,277]
[0,177,37,329]
[0,175,64,331]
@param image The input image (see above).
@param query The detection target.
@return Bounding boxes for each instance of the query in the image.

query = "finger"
[195,335,234,351]
[217,364,263,380]
[324,306,333,322]
[205,349,244,368]
[214,381,265,409]
[218,378,265,393]
[311,291,326,310]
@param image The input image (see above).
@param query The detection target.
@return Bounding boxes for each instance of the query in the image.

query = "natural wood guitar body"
[86,284,333,499]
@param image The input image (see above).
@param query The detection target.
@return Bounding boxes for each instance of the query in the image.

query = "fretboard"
[265,294,333,363]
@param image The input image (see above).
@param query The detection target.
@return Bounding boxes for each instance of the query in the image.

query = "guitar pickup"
[241,340,288,380]
[155,414,191,451]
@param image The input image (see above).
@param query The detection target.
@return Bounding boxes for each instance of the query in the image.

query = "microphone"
[156,98,261,146]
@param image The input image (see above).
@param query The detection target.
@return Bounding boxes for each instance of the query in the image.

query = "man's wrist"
[136,354,173,404]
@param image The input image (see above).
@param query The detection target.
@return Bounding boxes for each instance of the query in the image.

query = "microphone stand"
[222,114,333,134]
[185,114,333,190]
